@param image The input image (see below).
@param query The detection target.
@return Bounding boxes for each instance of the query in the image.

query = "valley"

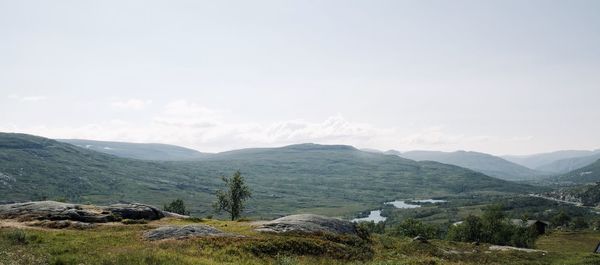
[2,133,600,265]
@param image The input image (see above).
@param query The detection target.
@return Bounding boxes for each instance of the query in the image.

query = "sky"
[1,0,599,155]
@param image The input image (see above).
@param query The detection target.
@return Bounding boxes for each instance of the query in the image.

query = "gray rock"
[143,225,237,240]
[105,203,165,220]
[0,201,84,221]
[0,201,169,223]
[163,212,190,219]
[33,220,96,229]
[412,235,428,243]
[255,214,358,235]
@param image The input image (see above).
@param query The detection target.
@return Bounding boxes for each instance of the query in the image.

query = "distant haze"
[1,0,599,155]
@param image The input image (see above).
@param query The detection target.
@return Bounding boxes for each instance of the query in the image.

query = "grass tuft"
[3,229,28,245]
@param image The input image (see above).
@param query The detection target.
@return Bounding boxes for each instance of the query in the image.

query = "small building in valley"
[510,219,550,235]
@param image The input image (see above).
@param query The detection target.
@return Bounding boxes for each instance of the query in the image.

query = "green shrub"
[163,199,190,215]
[3,229,28,245]
[552,210,571,227]
[187,217,203,222]
[571,217,588,230]
[447,215,483,242]
[355,223,373,241]
[50,256,72,265]
[447,205,539,248]
[356,221,385,234]
[244,235,373,260]
[390,218,439,239]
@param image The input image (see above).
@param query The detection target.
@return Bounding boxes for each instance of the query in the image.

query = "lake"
[385,199,448,208]
[384,200,421,209]
[351,210,386,223]
[352,199,447,223]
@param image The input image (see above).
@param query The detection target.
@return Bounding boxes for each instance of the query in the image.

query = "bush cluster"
[446,205,539,248]
[163,199,190,215]
[244,234,373,261]
[390,218,440,239]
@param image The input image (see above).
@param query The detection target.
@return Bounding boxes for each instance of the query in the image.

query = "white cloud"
[111,99,152,110]
[399,126,463,146]
[7,94,46,102]
[0,100,535,153]
[153,100,221,128]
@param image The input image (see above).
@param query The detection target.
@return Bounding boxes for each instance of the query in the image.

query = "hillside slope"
[556,159,600,184]
[390,150,544,181]
[536,153,600,174]
[1,133,534,218]
[503,150,600,174]
[0,133,217,206]
[58,139,209,160]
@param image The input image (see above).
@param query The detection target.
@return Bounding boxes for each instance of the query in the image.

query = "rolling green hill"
[556,158,600,184]
[0,133,535,218]
[58,139,209,161]
[389,150,545,181]
[0,133,217,206]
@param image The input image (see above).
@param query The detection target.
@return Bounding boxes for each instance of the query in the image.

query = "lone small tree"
[163,199,190,215]
[213,171,252,221]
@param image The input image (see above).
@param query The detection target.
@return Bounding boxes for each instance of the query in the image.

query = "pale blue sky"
[1,0,599,154]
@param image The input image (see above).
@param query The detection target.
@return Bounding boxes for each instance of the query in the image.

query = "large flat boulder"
[255,214,359,235]
[0,201,110,222]
[0,201,169,223]
[105,203,165,220]
[0,201,75,220]
[143,225,238,240]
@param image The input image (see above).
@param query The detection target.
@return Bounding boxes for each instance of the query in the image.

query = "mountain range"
[58,139,209,161]
[385,150,545,181]
[56,138,600,181]
[0,133,533,218]
[503,150,600,174]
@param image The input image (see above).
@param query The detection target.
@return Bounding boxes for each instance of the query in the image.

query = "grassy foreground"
[1,218,600,265]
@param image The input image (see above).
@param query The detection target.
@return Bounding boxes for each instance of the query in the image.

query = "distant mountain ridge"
[536,153,600,174]
[503,150,598,169]
[503,150,600,174]
[58,139,209,161]
[387,150,545,181]
[54,138,600,177]
[0,132,534,217]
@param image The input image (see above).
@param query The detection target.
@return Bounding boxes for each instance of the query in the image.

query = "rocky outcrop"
[489,245,547,253]
[143,225,238,240]
[32,220,96,229]
[104,203,165,220]
[0,201,169,223]
[255,214,358,235]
